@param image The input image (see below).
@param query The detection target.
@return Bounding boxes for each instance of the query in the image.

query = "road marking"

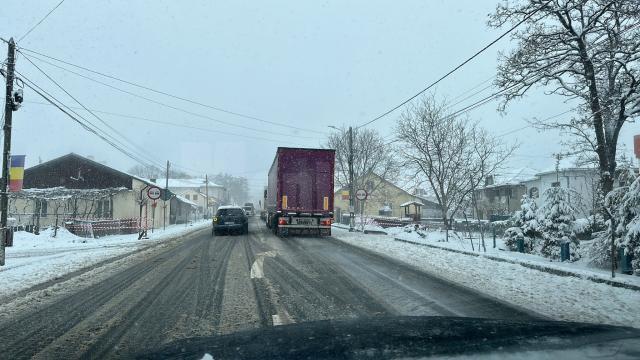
[250,251,276,279]
[271,314,284,325]
[272,309,294,326]
[250,257,265,279]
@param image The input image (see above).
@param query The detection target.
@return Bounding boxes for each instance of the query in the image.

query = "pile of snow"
[333,227,640,328]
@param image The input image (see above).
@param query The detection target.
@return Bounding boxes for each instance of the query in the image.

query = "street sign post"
[147,186,161,200]
[355,189,368,201]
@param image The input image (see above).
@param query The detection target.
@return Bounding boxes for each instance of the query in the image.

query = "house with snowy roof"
[160,178,227,218]
[7,153,197,235]
[475,157,602,220]
[333,173,441,222]
[519,161,600,218]
[473,173,528,221]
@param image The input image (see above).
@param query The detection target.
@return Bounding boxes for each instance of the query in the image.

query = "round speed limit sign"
[355,189,368,201]
[147,186,162,200]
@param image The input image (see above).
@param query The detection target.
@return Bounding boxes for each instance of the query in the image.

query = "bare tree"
[128,164,192,179]
[489,0,640,195]
[326,127,399,221]
[396,95,516,229]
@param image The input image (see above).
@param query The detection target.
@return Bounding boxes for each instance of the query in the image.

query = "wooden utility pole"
[163,160,169,230]
[0,38,16,266]
[205,174,209,219]
[348,126,355,232]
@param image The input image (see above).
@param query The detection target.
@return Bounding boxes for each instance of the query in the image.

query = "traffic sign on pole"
[355,189,368,201]
[147,186,161,200]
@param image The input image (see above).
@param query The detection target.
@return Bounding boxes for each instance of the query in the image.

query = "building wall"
[475,184,526,220]
[521,169,598,218]
[168,185,224,218]
[333,175,441,220]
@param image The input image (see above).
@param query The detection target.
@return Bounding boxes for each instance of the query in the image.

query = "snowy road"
[0,218,537,359]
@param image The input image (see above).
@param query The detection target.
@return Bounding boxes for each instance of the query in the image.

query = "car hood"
[138,316,640,359]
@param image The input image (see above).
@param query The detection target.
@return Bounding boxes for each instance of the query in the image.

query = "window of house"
[94,199,111,218]
[185,194,190,200]
[529,187,539,198]
[193,195,198,201]
[551,182,560,187]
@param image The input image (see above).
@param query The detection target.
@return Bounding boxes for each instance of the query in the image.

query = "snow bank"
[332,227,640,328]
[0,221,210,297]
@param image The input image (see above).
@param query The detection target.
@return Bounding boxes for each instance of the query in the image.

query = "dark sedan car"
[212,206,249,236]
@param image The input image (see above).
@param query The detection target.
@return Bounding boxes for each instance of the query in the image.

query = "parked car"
[212,205,248,235]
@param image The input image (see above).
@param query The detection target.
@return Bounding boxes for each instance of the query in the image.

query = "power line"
[19,50,324,140]
[357,0,552,128]
[18,0,66,42]
[24,100,306,145]
[19,54,168,168]
[17,47,326,135]
[14,73,158,167]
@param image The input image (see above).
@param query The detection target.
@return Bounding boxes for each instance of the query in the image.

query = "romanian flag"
[9,155,25,192]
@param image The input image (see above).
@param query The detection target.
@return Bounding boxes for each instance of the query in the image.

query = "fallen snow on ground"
[332,227,640,328]
[0,221,209,297]
[391,227,640,289]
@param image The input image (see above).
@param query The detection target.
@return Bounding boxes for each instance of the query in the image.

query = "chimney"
[485,175,494,186]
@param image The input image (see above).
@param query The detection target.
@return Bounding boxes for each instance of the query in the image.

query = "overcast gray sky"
[1,0,638,201]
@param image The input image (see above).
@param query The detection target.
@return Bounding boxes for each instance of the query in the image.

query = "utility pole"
[205,174,209,219]
[554,153,561,183]
[348,126,355,232]
[163,160,169,230]
[0,38,16,266]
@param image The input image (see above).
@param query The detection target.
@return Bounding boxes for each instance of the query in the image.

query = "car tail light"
[320,218,332,226]
[278,217,288,225]
[213,216,218,223]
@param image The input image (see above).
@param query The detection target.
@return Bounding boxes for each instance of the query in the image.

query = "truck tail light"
[213,216,218,223]
[278,217,288,225]
[320,218,332,226]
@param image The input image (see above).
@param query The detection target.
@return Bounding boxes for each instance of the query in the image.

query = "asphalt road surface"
[0,218,537,359]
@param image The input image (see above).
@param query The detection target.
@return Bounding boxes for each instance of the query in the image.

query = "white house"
[520,163,599,218]
[161,178,226,218]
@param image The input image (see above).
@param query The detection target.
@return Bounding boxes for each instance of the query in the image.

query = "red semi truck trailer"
[266,147,335,236]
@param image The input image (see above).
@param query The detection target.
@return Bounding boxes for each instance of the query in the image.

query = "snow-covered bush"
[537,187,579,260]
[589,168,635,268]
[616,176,640,274]
[503,195,539,253]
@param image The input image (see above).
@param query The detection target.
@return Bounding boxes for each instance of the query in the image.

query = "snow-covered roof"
[14,187,129,199]
[413,194,440,207]
[174,194,198,207]
[165,178,223,189]
[138,178,223,189]
[400,200,424,207]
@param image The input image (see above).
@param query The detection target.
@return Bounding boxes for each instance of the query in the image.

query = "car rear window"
[217,208,244,216]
